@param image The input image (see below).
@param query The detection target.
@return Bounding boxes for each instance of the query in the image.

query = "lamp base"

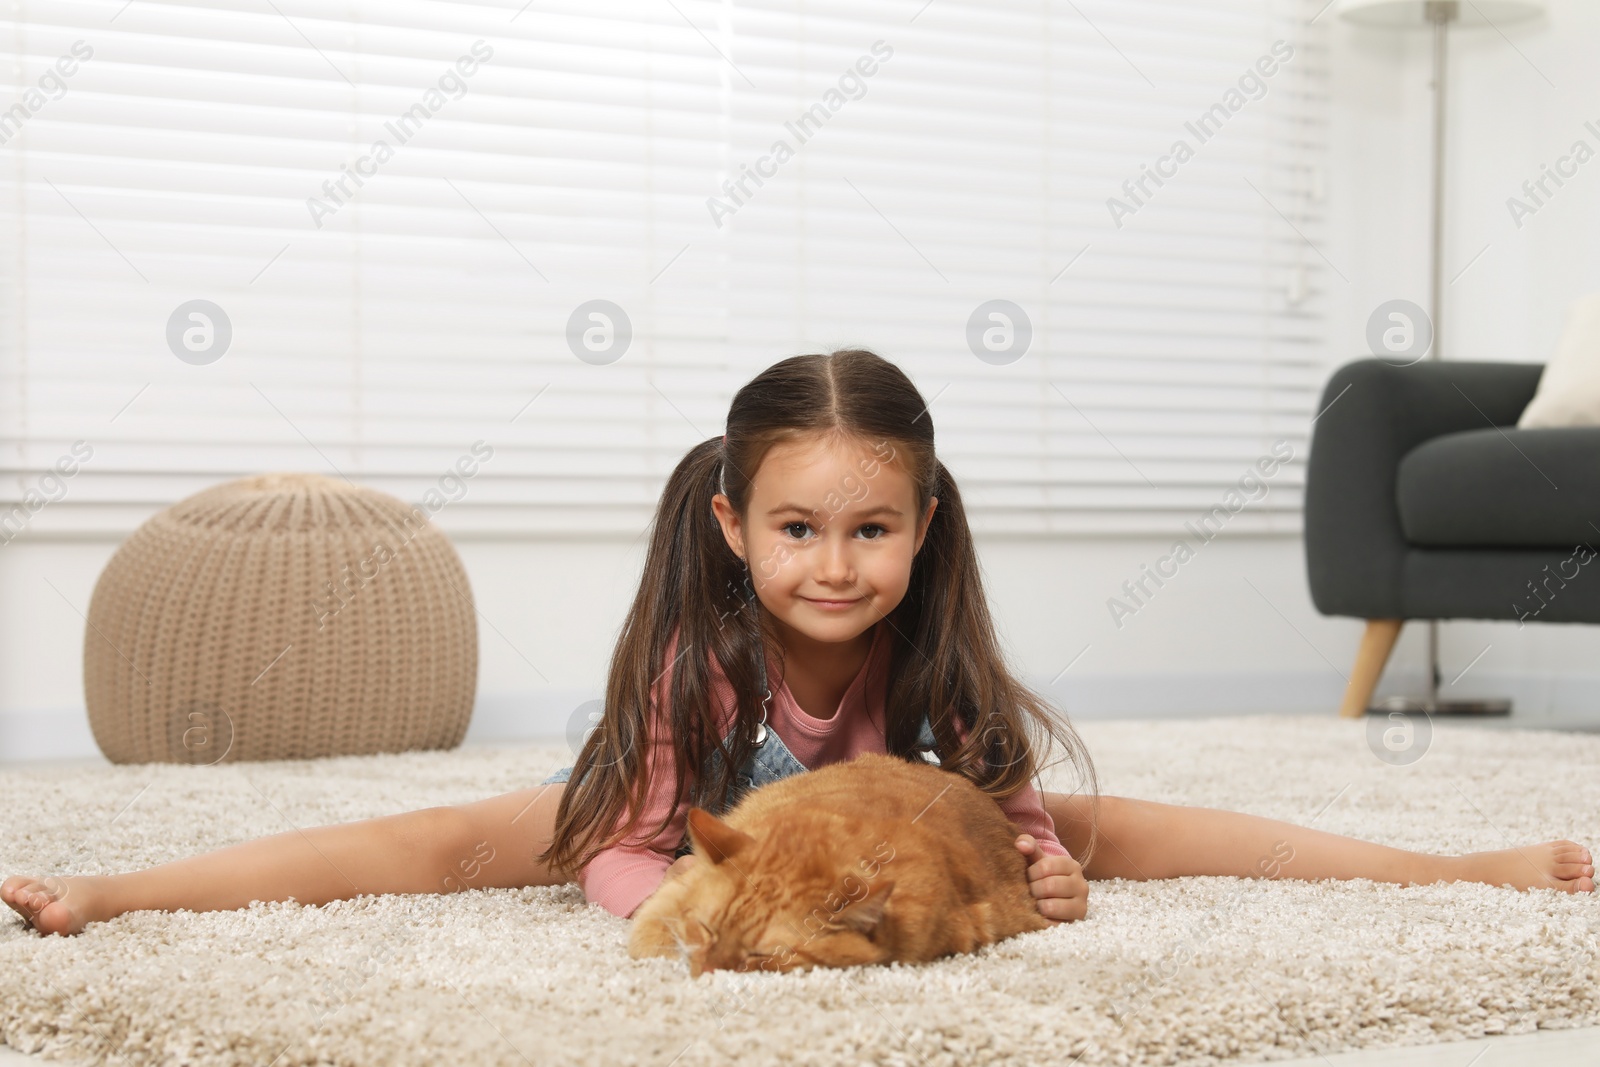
[1367,694,1511,716]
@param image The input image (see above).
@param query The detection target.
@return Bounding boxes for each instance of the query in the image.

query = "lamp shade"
[1337,0,1545,26]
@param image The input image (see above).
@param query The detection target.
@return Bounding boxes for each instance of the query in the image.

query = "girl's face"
[711,434,938,647]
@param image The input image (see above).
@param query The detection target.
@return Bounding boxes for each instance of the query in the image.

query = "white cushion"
[1518,291,1600,428]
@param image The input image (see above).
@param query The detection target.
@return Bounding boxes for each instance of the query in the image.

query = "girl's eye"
[781,522,887,540]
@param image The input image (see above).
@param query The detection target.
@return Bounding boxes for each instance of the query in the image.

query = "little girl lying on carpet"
[5,349,1593,943]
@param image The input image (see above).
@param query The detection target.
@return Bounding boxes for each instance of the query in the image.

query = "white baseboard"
[4,670,1596,765]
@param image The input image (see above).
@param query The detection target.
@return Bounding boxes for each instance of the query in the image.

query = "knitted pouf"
[83,472,478,764]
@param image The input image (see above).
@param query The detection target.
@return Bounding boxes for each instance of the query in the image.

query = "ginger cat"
[628,751,1052,976]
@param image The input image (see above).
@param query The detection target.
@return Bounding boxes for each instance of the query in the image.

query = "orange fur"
[628,752,1052,976]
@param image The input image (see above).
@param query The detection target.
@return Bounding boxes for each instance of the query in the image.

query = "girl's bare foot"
[1447,840,1595,894]
[2,874,107,936]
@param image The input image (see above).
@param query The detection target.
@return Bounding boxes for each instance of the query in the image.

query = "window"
[0,1,1326,538]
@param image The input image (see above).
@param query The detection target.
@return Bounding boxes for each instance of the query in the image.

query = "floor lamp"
[1337,0,1546,715]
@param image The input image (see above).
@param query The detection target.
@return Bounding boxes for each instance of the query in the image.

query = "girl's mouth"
[802,596,861,611]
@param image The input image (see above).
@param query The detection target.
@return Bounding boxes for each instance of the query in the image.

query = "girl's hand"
[1014,834,1088,922]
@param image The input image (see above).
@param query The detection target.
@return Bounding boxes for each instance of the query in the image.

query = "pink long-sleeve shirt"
[575,619,1071,919]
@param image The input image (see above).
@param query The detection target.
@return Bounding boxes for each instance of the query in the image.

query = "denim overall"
[540,645,939,860]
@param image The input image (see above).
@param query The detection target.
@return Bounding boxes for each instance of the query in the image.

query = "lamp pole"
[1339,0,1539,717]
[1423,0,1453,712]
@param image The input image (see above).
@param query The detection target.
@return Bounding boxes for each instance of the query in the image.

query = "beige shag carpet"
[2,714,1597,1067]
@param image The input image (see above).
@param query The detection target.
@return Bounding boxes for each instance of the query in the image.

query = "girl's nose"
[813,537,855,582]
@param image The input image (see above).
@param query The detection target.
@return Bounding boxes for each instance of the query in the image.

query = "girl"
[4,349,1593,939]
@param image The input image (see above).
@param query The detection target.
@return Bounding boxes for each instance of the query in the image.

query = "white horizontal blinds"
[1,0,734,536]
[2,0,1326,539]
[722,0,1328,534]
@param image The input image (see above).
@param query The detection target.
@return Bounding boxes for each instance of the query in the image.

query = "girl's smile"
[800,596,862,611]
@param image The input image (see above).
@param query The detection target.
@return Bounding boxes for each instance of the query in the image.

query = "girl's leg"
[1042,792,1595,894]
[2,782,568,937]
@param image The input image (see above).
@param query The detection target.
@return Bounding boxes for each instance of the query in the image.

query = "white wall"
[0,534,1367,763]
[4,2,1598,764]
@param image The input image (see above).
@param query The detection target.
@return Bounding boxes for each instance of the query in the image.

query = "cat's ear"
[685,807,756,865]
[833,879,895,940]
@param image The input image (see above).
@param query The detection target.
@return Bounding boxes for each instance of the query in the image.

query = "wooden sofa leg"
[1338,619,1403,719]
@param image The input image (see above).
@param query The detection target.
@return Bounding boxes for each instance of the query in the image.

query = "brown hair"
[538,348,1100,880]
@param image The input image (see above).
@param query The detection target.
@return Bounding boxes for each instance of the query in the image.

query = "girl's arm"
[577,627,729,919]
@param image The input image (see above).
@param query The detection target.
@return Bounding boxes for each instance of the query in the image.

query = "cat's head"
[659,806,897,977]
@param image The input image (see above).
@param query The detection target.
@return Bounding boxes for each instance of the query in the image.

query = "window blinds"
[1,0,1328,539]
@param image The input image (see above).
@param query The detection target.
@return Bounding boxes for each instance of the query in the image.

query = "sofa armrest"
[1302,358,1545,619]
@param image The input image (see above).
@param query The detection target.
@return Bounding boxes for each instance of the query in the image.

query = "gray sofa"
[1303,358,1600,716]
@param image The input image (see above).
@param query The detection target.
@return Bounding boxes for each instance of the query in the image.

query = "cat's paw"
[627,913,682,959]
[628,879,691,960]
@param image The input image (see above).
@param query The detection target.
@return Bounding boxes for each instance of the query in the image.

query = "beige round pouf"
[84,472,478,764]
